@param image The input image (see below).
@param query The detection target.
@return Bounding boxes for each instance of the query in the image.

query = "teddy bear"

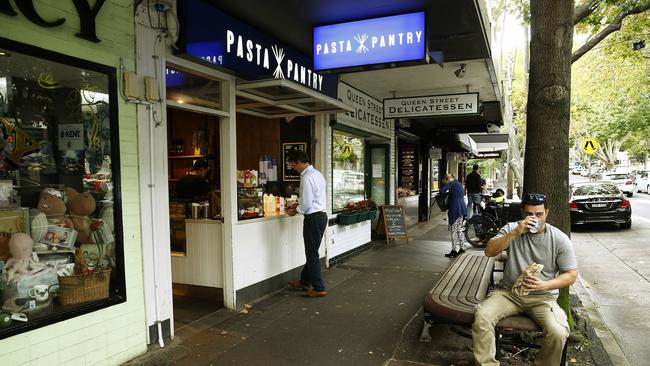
[3,233,42,283]
[30,188,73,245]
[66,188,103,245]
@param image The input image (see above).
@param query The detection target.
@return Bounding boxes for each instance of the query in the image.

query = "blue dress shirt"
[297,165,326,215]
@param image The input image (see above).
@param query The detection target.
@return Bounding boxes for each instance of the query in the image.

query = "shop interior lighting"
[0,51,9,57]
[177,99,184,103]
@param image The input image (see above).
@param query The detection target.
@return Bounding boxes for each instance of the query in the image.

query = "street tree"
[499,0,650,192]
[524,0,650,329]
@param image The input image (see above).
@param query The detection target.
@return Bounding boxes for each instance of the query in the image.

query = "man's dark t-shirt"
[465,171,482,194]
[176,174,210,199]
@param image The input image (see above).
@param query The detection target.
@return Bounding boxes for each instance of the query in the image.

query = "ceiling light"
[454,64,466,78]
[0,51,9,57]
[177,99,184,104]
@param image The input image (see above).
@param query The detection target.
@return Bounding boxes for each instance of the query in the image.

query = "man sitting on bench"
[472,193,578,366]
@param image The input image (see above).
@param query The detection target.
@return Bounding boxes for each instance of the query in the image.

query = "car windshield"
[573,184,619,196]
[602,174,628,180]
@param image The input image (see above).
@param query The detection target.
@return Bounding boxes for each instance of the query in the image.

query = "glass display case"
[238,187,264,220]
[332,130,365,211]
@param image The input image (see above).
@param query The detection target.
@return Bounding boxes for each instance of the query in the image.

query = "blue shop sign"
[313,12,426,71]
[176,0,336,97]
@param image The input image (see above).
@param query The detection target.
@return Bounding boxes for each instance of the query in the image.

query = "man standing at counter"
[286,151,328,298]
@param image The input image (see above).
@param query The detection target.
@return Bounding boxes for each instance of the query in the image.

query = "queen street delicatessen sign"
[337,83,390,138]
[384,93,479,119]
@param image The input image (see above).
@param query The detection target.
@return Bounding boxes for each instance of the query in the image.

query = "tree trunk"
[526,0,575,329]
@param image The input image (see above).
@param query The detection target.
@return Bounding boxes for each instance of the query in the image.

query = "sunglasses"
[523,193,546,203]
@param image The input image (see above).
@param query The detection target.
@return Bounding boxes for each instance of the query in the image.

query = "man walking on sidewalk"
[472,193,578,365]
[465,164,482,218]
[286,151,328,298]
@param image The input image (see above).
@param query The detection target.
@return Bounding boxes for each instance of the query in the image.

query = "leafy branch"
[572,0,650,63]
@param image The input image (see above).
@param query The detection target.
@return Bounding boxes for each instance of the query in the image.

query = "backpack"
[435,191,449,211]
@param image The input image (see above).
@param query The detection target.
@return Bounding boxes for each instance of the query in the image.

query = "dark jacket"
[440,179,468,223]
[465,170,482,194]
[176,174,210,199]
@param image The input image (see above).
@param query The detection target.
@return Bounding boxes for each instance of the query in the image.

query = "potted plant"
[338,199,378,224]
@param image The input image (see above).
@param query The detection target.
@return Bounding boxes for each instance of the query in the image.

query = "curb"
[571,274,630,366]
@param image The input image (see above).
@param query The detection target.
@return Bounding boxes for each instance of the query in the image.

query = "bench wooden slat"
[424,250,541,332]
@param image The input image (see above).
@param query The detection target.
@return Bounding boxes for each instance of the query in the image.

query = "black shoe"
[457,249,465,256]
[445,250,458,258]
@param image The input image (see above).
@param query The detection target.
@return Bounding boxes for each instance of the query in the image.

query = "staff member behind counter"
[176,158,210,199]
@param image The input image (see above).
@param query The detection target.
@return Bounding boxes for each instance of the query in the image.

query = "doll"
[3,233,42,283]
[66,188,103,245]
[31,188,73,244]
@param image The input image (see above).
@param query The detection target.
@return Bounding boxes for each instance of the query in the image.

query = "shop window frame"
[0,36,126,340]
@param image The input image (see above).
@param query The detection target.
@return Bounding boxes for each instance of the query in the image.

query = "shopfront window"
[166,66,222,110]
[332,130,364,211]
[0,41,123,338]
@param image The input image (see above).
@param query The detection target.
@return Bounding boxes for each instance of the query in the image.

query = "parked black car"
[569,182,631,229]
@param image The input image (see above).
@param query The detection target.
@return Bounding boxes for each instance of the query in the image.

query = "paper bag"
[512,262,544,296]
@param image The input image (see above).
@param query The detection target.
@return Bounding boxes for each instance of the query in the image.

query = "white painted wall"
[135,7,175,343]
[0,2,147,364]
[328,221,372,258]
[233,217,312,289]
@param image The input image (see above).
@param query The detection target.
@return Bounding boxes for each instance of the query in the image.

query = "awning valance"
[236,79,354,118]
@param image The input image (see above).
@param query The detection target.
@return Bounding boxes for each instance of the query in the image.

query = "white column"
[135,12,174,342]
[315,114,333,267]
[220,79,238,309]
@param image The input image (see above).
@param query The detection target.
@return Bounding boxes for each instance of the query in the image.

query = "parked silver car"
[596,172,636,197]
[635,171,650,194]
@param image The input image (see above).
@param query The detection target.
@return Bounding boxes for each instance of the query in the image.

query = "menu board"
[283,142,307,181]
[399,143,417,191]
[375,205,408,243]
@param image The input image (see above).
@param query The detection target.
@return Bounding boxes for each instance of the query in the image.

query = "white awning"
[236,79,354,119]
[458,134,479,155]
[469,133,509,152]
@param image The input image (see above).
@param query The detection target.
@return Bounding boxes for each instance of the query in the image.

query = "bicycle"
[464,194,512,248]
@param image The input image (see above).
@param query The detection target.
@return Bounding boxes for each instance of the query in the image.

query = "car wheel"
[626,191,633,197]
[620,220,632,229]
[647,185,650,194]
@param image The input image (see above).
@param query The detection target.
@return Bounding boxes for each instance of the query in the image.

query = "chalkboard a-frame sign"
[375,205,408,243]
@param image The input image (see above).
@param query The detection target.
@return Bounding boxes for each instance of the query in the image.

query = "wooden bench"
[421,250,567,365]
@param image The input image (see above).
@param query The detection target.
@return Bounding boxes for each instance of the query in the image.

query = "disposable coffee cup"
[529,219,540,234]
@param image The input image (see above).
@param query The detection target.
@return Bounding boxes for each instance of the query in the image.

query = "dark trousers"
[300,211,328,291]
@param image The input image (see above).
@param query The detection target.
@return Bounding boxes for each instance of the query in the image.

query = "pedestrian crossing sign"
[582,138,598,155]
[341,144,352,158]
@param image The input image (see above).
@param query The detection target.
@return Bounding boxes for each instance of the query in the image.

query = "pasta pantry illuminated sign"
[313,12,426,71]
[176,0,336,96]
[384,93,479,119]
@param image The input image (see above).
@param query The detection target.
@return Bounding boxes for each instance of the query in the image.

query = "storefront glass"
[166,66,222,110]
[0,42,123,337]
[332,130,365,211]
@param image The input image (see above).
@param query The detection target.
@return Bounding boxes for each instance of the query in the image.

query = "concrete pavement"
[125,205,623,366]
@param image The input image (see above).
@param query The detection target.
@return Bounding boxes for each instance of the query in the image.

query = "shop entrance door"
[367,145,389,205]
[163,59,231,332]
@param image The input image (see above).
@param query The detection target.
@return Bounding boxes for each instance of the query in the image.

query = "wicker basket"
[57,268,112,306]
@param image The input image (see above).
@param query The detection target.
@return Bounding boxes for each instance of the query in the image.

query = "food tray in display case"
[238,187,264,220]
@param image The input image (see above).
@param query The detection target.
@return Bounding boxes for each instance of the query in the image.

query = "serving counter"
[171,218,223,288]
